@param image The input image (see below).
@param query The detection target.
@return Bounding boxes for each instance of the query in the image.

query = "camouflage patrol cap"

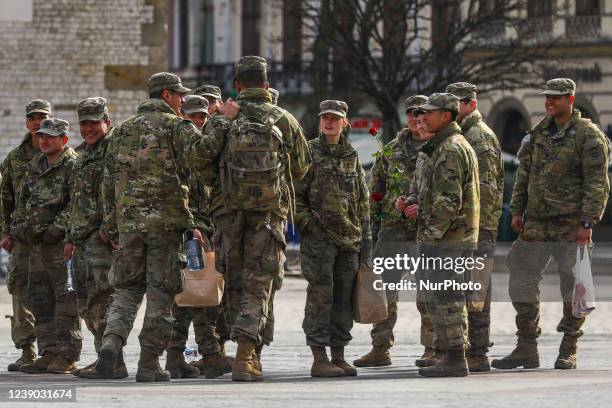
[418,93,460,113]
[147,72,191,94]
[446,82,478,99]
[235,56,267,77]
[404,95,428,112]
[25,99,51,116]
[182,95,210,115]
[318,100,348,118]
[192,84,222,100]
[76,97,108,122]
[37,118,69,137]
[269,88,279,105]
[541,78,576,96]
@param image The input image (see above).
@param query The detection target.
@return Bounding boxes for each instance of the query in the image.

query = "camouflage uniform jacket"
[370,128,424,238]
[12,146,78,244]
[102,99,226,235]
[187,172,214,236]
[67,132,112,246]
[295,134,371,252]
[417,122,480,248]
[510,108,610,224]
[460,110,504,232]
[197,88,311,221]
[0,133,39,237]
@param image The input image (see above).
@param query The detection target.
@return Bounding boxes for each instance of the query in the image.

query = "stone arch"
[487,97,531,154]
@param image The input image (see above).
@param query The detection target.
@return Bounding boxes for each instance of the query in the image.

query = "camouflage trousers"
[214,211,285,344]
[5,240,36,349]
[168,304,225,355]
[421,246,469,351]
[73,232,114,353]
[301,226,358,347]
[467,229,496,356]
[104,231,186,356]
[370,227,419,349]
[28,240,82,361]
[506,215,585,340]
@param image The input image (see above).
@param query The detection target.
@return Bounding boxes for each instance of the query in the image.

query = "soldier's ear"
[568,95,575,105]
[61,135,69,145]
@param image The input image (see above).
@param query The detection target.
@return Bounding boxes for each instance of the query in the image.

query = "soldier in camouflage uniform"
[198,56,310,382]
[447,82,504,372]
[193,84,224,115]
[354,95,431,368]
[94,72,228,382]
[67,98,129,379]
[296,100,371,378]
[492,78,610,371]
[13,119,82,374]
[399,93,480,377]
[0,100,49,371]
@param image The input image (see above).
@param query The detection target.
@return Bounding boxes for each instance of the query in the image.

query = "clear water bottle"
[184,230,204,271]
[184,346,198,361]
[66,259,75,293]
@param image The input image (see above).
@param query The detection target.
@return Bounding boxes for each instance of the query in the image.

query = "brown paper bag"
[466,258,493,312]
[353,265,388,324]
[175,251,224,308]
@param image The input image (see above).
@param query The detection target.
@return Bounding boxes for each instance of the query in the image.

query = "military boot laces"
[8,344,36,371]
[554,336,578,370]
[20,352,57,374]
[491,341,539,370]
[136,350,171,382]
[96,334,122,378]
[419,349,469,378]
[353,346,391,367]
[165,348,200,379]
[331,347,357,376]
[231,337,263,382]
[310,347,345,378]
[190,352,233,379]
[414,347,437,368]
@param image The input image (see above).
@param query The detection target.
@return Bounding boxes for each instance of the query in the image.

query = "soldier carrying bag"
[175,247,224,308]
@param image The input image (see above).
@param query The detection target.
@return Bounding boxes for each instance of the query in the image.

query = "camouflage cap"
[418,93,460,113]
[318,100,348,118]
[37,118,69,137]
[446,82,478,99]
[269,88,279,105]
[541,78,576,96]
[405,95,429,112]
[25,99,51,116]
[192,84,222,100]
[147,72,191,94]
[182,95,210,115]
[76,97,108,122]
[235,56,267,77]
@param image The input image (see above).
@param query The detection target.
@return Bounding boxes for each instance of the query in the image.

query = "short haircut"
[235,70,267,88]
[150,89,164,99]
[448,110,458,122]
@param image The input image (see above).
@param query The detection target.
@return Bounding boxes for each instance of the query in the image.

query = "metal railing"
[565,15,602,41]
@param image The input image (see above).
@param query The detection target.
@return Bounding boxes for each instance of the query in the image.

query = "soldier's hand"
[403,204,419,219]
[395,196,409,212]
[1,235,13,253]
[63,243,74,260]
[220,98,240,120]
[99,229,109,244]
[511,215,524,233]
[576,226,592,244]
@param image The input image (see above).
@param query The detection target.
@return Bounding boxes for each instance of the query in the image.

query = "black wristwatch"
[581,221,593,229]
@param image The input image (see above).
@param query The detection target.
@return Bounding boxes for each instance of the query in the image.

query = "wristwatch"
[581,221,593,229]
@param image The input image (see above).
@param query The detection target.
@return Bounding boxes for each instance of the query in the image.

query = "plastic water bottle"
[184,231,204,271]
[66,259,75,293]
[184,346,198,361]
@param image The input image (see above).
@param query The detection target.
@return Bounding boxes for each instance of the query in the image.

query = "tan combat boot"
[136,350,171,382]
[74,349,128,379]
[95,334,123,378]
[467,354,491,372]
[191,352,233,379]
[491,340,539,369]
[72,359,97,376]
[414,347,437,368]
[310,346,345,378]
[331,347,357,376]
[252,343,264,372]
[554,335,577,370]
[231,337,263,382]
[419,349,469,377]
[353,346,391,367]
[165,348,200,379]
[8,344,36,371]
[47,355,77,374]
[20,351,57,374]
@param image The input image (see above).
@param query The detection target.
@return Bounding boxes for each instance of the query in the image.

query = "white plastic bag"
[571,244,596,318]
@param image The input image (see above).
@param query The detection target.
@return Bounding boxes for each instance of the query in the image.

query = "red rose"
[369,127,378,136]
[371,191,383,202]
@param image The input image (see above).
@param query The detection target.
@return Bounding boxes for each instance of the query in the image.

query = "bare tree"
[279,0,562,142]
